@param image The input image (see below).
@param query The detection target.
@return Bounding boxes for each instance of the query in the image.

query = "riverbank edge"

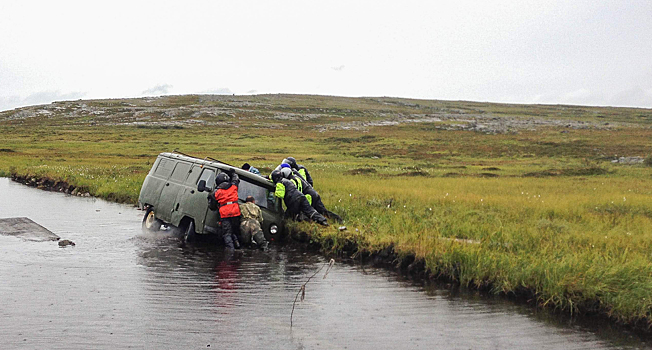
[285,226,652,335]
[11,174,94,197]
[8,173,652,332]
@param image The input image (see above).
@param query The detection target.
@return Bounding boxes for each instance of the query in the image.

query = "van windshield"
[238,180,271,209]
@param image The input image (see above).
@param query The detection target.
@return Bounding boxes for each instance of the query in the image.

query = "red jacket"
[215,185,241,218]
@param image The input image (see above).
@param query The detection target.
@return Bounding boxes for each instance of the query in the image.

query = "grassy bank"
[2,94,652,327]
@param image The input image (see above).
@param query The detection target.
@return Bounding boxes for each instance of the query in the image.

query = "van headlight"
[269,224,278,235]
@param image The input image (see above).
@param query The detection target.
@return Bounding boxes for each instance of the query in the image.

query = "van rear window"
[154,158,175,178]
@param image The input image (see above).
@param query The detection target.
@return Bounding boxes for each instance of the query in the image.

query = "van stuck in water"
[138,152,284,243]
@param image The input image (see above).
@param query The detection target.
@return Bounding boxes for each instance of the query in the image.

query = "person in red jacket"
[214,169,241,249]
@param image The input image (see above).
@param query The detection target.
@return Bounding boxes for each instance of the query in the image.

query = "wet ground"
[0,177,650,349]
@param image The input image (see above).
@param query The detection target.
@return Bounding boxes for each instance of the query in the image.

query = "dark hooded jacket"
[295,164,313,187]
[273,177,304,210]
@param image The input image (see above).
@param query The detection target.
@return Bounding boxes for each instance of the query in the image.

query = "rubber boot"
[253,231,268,251]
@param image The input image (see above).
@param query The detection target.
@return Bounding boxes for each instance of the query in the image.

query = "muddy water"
[0,178,649,350]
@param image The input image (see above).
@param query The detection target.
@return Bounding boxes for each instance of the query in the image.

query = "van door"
[157,161,192,223]
[202,169,221,234]
[176,166,218,234]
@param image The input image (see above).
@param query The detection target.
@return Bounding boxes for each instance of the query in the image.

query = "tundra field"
[1,94,652,327]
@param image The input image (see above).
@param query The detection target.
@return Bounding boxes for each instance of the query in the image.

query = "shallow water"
[0,177,649,349]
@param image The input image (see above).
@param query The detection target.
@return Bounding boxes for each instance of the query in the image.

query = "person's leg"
[230,216,241,249]
[285,200,300,220]
[221,219,235,249]
[311,192,343,222]
[325,210,343,223]
[312,194,328,215]
[239,220,253,247]
[251,222,268,249]
[298,197,328,225]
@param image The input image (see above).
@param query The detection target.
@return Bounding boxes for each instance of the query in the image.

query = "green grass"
[2,94,652,326]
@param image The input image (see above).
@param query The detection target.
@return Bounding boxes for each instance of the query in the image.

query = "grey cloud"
[247,90,258,94]
[0,90,86,112]
[142,84,173,96]
[331,65,345,71]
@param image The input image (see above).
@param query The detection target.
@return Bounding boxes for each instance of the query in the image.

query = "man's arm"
[256,206,263,223]
[228,169,240,187]
[304,168,313,187]
[207,190,219,211]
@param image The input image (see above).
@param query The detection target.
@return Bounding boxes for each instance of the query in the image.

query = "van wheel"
[142,207,163,232]
[182,221,196,243]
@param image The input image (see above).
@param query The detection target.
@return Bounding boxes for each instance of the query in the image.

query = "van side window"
[197,168,216,191]
[185,165,202,186]
[169,162,192,183]
[154,158,175,178]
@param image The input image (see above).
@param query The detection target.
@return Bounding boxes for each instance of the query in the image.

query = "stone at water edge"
[58,239,76,247]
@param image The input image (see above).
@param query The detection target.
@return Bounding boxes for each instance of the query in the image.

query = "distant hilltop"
[1,94,650,134]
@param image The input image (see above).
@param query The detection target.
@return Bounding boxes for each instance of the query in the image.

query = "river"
[0,178,649,349]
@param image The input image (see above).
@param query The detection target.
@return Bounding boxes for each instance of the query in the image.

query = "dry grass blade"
[323,259,335,279]
[290,259,336,328]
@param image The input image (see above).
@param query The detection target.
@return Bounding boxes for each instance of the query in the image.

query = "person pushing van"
[214,169,241,249]
[270,170,328,226]
[279,166,342,223]
[285,157,313,187]
[241,163,261,176]
[274,157,312,185]
[239,196,269,250]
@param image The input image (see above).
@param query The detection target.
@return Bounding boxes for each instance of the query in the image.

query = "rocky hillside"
[2,94,651,134]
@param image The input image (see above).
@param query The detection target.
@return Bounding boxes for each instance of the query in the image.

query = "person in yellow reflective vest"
[279,166,342,223]
[285,157,313,187]
[270,170,328,226]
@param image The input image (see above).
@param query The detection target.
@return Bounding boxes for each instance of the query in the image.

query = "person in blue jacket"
[241,163,261,175]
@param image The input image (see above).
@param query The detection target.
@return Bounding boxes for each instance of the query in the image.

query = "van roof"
[158,152,274,190]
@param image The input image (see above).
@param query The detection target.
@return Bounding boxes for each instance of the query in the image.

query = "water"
[0,178,649,349]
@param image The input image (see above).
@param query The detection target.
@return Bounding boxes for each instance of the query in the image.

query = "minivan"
[138,152,284,243]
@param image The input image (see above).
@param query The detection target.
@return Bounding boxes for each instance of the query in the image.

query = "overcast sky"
[1,0,651,111]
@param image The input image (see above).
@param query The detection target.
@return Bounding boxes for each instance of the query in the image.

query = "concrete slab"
[0,217,59,242]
